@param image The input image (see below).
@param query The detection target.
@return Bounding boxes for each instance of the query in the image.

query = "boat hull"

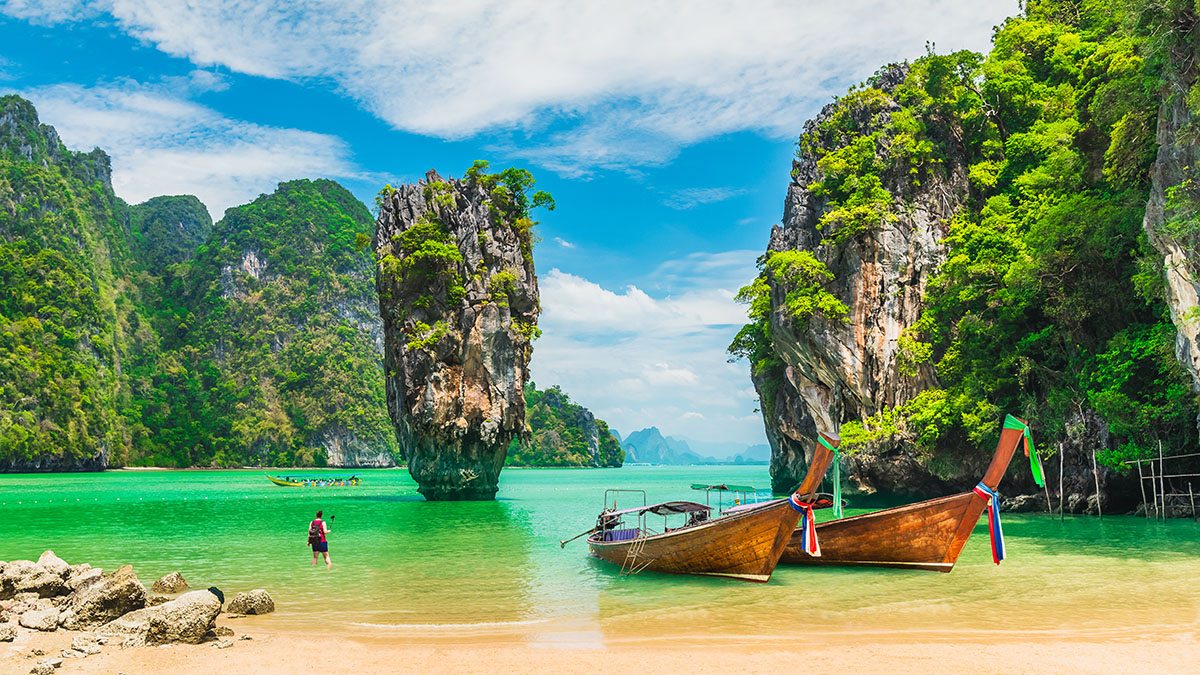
[781,491,983,572]
[588,500,800,582]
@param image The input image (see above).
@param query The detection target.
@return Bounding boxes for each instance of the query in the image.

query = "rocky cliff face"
[375,168,541,499]
[175,179,398,467]
[0,96,132,470]
[757,64,969,493]
[1142,19,1200,394]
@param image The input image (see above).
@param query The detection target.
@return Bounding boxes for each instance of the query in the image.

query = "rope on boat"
[788,494,821,557]
[972,482,1005,564]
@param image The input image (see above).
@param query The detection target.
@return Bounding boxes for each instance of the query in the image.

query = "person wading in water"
[308,510,332,569]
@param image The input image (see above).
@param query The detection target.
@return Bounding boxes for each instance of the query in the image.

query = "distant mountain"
[731,443,770,465]
[621,427,709,465]
[621,428,771,465]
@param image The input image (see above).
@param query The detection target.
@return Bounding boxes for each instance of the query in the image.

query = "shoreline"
[6,622,1197,674]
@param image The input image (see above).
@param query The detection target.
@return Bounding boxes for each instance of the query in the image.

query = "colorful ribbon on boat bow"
[972,482,1005,565]
[817,434,844,519]
[788,493,821,557]
[1002,415,1045,487]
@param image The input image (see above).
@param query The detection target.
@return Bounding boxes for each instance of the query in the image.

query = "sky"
[0,0,1021,450]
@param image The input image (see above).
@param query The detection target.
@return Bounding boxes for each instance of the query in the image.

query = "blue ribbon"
[972,482,1005,564]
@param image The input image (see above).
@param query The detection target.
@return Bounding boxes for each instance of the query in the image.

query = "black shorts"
[312,541,328,552]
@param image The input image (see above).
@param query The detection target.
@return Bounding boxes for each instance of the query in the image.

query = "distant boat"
[780,415,1042,572]
[565,432,840,582]
[266,474,362,488]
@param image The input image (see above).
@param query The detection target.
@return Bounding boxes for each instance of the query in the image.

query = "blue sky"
[0,1,1020,451]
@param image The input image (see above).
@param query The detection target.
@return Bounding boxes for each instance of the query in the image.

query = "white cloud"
[664,187,747,210]
[2,0,1022,174]
[19,74,363,218]
[553,237,575,249]
[532,251,767,444]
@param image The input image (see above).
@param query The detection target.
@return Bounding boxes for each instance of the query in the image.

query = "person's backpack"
[307,519,322,545]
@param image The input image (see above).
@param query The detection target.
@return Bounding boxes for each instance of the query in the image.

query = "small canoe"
[780,414,1040,572]
[266,474,362,487]
[579,431,840,582]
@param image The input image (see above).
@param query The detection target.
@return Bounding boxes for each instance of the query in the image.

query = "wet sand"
[6,622,1197,674]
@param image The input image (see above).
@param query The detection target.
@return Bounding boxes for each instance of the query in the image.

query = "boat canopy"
[690,483,757,492]
[607,500,710,518]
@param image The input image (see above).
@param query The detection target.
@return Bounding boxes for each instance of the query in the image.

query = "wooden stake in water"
[1137,460,1150,519]
[1091,447,1102,519]
[1059,442,1065,521]
[1149,454,1158,519]
[1190,482,1196,521]
[1159,440,1167,521]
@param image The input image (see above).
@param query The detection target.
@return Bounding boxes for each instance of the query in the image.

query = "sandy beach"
[5,622,1198,674]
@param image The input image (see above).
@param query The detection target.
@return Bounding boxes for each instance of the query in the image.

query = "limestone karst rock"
[752,64,968,494]
[375,166,543,500]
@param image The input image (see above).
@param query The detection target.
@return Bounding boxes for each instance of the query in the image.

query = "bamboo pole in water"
[1149,455,1158,519]
[1190,482,1196,521]
[1159,440,1167,521]
[1091,447,1102,519]
[1138,460,1150,519]
[1059,442,1065,521]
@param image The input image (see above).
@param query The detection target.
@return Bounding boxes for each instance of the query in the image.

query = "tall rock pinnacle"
[375,164,545,500]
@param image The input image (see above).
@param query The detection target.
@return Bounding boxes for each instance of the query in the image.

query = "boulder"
[70,635,102,655]
[15,569,68,599]
[0,623,16,641]
[30,659,62,675]
[98,590,221,645]
[0,561,36,600]
[18,608,59,631]
[66,565,102,592]
[60,564,146,630]
[226,590,274,615]
[147,594,171,606]
[35,552,69,577]
[151,572,188,594]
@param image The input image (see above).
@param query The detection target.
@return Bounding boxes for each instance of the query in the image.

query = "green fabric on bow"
[816,434,844,518]
[1003,415,1044,487]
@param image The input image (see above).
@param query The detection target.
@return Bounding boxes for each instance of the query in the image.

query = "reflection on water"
[3,466,1199,645]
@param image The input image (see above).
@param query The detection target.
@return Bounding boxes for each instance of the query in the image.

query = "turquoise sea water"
[4,466,1199,645]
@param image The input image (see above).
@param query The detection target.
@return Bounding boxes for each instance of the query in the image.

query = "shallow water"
[4,466,1199,646]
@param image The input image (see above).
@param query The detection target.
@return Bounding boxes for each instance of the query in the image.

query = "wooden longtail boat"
[266,474,362,487]
[577,432,840,582]
[780,415,1041,572]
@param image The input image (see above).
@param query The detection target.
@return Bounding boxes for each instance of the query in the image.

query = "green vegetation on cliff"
[506,384,623,467]
[0,96,397,469]
[127,195,212,273]
[736,0,1199,472]
[0,96,134,467]
[141,179,398,467]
